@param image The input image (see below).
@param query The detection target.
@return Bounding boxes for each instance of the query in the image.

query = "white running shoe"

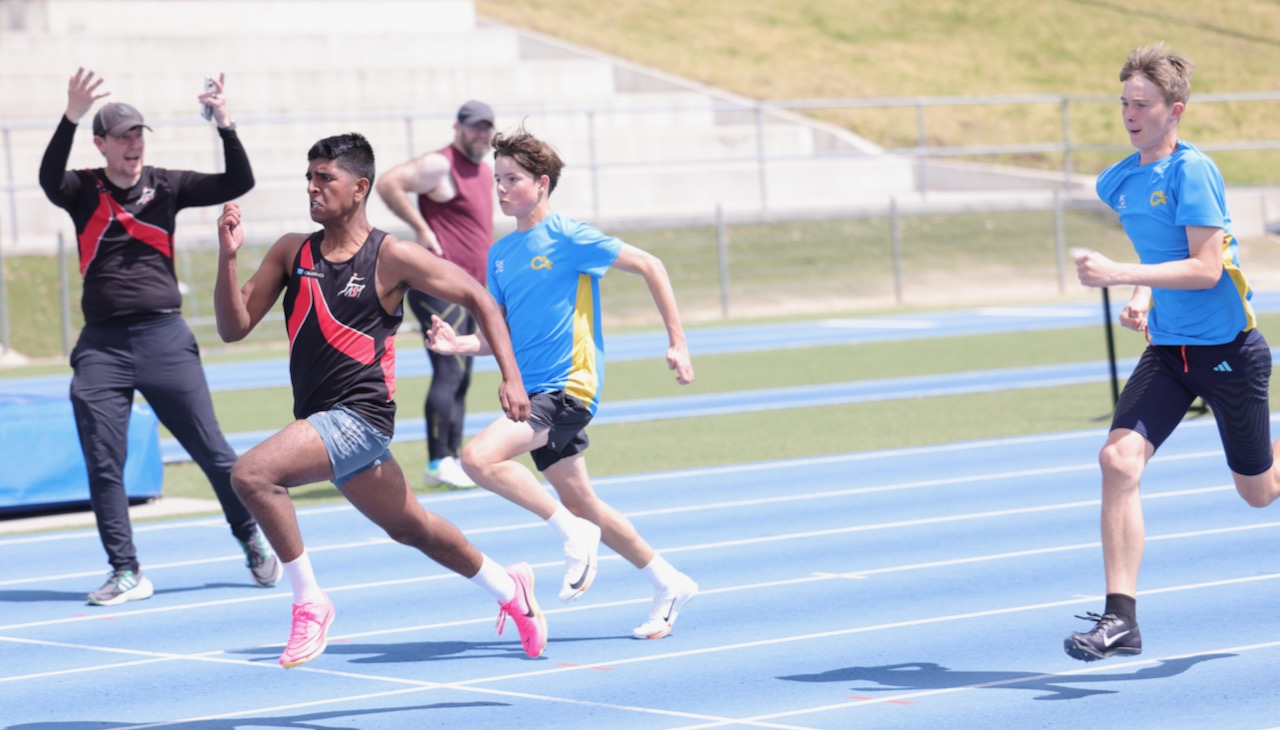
[559,518,601,602]
[424,456,475,489]
[633,573,698,639]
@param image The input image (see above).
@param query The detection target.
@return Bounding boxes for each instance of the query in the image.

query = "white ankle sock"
[283,550,325,603]
[640,554,681,590]
[470,555,516,604]
[546,504,583,542]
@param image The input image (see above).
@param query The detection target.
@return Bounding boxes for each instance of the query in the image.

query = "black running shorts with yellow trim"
[1112,328,1273,475]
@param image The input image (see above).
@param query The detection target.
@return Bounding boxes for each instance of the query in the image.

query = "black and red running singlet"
[283,229,402,436]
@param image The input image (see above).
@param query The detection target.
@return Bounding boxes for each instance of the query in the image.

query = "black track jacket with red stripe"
[39,116,254,324]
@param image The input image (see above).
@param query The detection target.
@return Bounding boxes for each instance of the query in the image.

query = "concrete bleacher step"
[0,60,623,119]
[0,29,522,74]
[1,0,478,37]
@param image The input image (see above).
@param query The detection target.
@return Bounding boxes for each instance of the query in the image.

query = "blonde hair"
[1120,43,1194,106]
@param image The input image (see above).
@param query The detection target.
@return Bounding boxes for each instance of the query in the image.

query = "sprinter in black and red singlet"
[38,67,280,606]
[212,132,546,669]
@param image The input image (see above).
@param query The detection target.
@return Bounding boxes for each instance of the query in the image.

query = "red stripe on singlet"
[310,278,376,365]
[286,242,315,351]
[380,334,397,401]
[287,240,376,365]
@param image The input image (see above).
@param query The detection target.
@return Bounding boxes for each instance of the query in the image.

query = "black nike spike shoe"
[1064,611,1142,661]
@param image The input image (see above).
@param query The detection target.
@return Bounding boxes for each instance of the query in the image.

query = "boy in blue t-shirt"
[427,127,698,640]
[1066,43,1280,662]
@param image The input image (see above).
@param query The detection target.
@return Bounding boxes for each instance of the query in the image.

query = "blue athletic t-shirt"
[1095,140,1255,345]
[487,212,623,414]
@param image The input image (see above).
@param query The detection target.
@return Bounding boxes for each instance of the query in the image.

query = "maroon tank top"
[417,145,493,283]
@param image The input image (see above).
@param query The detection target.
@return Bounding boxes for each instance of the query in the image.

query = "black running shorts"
[1112,328,1273,475]
[527,390,594,471]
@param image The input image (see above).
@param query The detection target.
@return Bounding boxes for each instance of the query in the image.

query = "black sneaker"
[87,569,154,606]
[239,529,283,587]
[1064,611,1142,661]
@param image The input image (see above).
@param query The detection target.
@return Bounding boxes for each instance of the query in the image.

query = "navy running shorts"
[1112,328,1273,475]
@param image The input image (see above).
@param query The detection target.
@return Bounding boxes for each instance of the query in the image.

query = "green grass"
[477,0,1280,183]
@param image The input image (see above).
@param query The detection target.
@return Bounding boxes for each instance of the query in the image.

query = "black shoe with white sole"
[1064,611,1142,661]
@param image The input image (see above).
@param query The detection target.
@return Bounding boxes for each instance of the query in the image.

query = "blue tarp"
[0,393,163,514]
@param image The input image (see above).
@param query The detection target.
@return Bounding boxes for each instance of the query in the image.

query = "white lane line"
[7,571,1280,729]
[0,447,1226,588]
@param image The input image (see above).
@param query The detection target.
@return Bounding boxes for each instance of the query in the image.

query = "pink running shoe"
[279,593,335,668]
[496,562,548,658]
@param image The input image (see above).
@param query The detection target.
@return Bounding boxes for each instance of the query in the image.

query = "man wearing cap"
[38,67,280,606]
[376,100,497,489]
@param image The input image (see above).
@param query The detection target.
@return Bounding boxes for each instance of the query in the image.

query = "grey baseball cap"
[92,102,153,137]
[456,100,494,127]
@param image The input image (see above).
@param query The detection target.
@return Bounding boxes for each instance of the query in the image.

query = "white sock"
[469,555,516,604]
[640,554,681,590]
[546,504,582,542]
[283,550,325,603]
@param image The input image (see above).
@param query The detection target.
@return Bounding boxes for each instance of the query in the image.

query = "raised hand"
[66,67,110,124]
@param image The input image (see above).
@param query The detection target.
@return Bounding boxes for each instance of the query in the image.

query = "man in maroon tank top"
[376,100,496,489]
[213,132,546,668]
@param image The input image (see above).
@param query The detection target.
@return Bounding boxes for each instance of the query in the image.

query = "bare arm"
[373,152,451,255]
[611,243,695,384]
[1076,226,1225,290]
[214,203,294,342]
[380,238,528,421]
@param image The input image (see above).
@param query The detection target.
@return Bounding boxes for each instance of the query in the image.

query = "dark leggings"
[70,314,256,573]
[406,290,476,461]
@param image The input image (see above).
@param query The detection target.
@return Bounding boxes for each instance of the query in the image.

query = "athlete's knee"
[229,456,273,500]
[1098,441,1146,488]
[458,442,492,481]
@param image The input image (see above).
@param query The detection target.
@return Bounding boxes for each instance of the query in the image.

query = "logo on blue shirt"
[531,256,553,270]
[1150,191,1168,206]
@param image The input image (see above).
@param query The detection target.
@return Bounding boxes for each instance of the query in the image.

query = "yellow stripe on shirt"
[565,273,600,408]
